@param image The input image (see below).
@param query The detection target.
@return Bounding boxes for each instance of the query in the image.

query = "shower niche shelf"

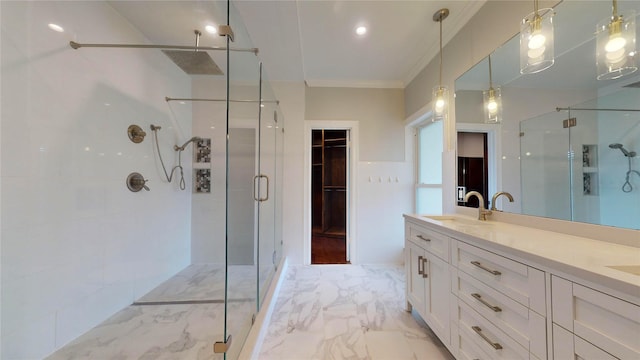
[582,144,598,196]
[194,138,211,163]
[194,169,211,193]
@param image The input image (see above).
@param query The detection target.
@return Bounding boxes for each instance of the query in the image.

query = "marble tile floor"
[47,264,258,360]
[46,263,452,360]
[257,264,454,360]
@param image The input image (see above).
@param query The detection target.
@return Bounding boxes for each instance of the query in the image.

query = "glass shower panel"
[520,109,572,221]
[569,105,640,229]
[225,3,261,358]
[274,106,285,271]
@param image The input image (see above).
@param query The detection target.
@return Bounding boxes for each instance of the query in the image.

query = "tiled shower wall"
[1,2,193,358]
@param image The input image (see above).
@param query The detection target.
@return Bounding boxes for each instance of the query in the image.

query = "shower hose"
[622,157,640,193]
[152,127,188,190]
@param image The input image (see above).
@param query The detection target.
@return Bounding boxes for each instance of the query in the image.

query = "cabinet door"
[406,240,427,320]
[426,252,451,345]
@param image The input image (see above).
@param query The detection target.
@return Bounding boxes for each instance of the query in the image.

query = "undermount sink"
[422,215,492,226]
[606,265,640,276]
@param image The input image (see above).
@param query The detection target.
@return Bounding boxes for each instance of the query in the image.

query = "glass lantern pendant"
[596,1,636,80]
[432,8,449,122]
[432,85,448,122]
[520,1,554,74]
[483,55,502,124]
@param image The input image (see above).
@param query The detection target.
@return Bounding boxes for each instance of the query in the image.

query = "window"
[416,120,443,214]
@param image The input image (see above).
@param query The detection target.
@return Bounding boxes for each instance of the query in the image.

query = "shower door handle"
[253,175,260,202]
[258,175,269,202]
[253,175,269,202]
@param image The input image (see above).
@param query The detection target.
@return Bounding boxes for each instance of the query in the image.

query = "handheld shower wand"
[609,143,636,157]
[174,136,203,151]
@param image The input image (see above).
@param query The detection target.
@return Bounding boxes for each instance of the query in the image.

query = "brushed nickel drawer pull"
[471,325,503,350]
[422,257,428,278]
[470,261,502,276]
[471,293,502,312]
[417,234,431,242]
[418,255,424,275]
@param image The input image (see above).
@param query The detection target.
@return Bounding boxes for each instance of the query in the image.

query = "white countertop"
[404,214,640,301]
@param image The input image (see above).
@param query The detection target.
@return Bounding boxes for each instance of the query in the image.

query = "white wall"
[1,2,192,358]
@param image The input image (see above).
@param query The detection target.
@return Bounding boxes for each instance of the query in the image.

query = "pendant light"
[483,55,502,124]
[596,0,637,80]
[520,0,554,74]
[432,8,449,122]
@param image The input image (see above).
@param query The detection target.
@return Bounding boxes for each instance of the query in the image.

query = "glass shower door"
[257,64,277,308]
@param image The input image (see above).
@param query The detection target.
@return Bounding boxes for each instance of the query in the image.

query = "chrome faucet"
[464,191,492,221]
[490,191,514,211]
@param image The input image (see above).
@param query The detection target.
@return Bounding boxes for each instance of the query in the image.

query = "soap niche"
[194,169,211,193]
[194,138,212,163]
[582,144,598,196]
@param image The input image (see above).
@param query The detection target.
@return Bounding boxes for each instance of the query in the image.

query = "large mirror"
[455,0,640,230]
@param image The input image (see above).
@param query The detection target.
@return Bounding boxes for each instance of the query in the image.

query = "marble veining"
[258,264,454,360]
[47,263,259,360]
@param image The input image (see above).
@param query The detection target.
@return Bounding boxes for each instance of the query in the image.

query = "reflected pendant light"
[432,8,449,122]
[596,0,637,80]
[483,55,502,124]
[520,0,555,74]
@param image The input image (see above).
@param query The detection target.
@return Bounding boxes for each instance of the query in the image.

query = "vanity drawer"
[453,241,546,314]
[453,269,547,360]
[455,297,530,360]
[552,275,640,359]
[406,221,450,261]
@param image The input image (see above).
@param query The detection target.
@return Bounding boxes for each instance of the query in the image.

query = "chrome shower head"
[174,136,202,151]
[609,143,635,157]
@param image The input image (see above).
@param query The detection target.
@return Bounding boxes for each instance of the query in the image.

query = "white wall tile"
[1,1,193,357]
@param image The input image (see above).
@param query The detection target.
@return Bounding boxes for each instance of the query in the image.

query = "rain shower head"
[162,30,223,75]
[162,50,223,75]
[609,143,636,157]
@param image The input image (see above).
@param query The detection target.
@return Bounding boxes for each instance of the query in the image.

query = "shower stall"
[1,1,283,359]
[520,95,640,229]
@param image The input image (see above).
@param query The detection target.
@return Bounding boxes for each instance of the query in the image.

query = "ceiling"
[109,0,485,88]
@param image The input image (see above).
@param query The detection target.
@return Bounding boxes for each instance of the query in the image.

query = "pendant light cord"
[439,17,443,87]
[534,0,539,15]
[612,0,618,17]
[488,55,493,88]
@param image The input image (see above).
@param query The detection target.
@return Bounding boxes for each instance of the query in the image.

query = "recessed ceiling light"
[355,26,367,36]
[205,25,217,34]
[48,23,64,32]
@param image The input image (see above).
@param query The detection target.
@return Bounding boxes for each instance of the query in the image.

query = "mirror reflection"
[455,0,640,230]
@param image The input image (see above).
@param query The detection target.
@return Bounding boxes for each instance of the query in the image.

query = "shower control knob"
[126,172,150,192]
[127,124,147,143]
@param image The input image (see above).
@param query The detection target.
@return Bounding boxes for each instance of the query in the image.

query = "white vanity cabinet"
[405,220,451,346]
[451,240,547,360]
[403,214,640,360]
[551,275,640,359]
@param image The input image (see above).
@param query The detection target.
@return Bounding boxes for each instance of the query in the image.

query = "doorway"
[457,132,488,208]
[311,129,350,264]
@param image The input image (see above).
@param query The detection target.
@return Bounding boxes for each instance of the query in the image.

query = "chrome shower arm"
[69,41,258,54]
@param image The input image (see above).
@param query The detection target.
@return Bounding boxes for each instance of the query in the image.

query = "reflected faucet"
[490,191,514,211]
[464,191,492,221]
